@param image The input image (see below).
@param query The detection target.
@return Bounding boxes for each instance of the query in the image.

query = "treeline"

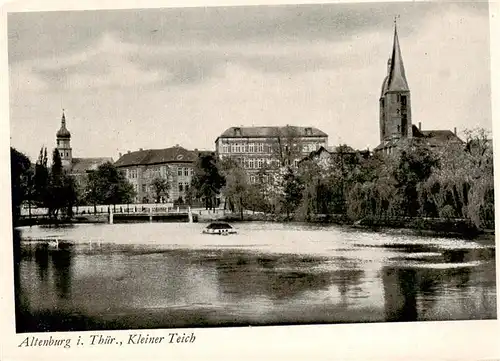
[190,129,494,230]
[10,147,135,224]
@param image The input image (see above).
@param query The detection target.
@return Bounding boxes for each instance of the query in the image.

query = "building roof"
[114,146,197,167]
[386,23,409,93]
[218,126,328,140]
[71,157,114,174]
[419,130,464,146]
[56,112,71,139]
[374,128,464,151]
[300,145,370,164]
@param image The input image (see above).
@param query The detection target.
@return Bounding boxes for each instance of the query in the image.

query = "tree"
[151,177,170,203]
[281,167,303,219]
[222,164,249,220]
[84,163,135,209]
[46,149,65,218]
[393,145,439,217]
[44,149,78,220]
[10,147,32,225]
[33,147,49,208]
[270,126,304,167]
[191,153,225,210]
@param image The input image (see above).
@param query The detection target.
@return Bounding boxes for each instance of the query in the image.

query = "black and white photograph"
[3,0,498,359]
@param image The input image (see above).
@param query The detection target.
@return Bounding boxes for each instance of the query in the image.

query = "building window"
[249,175,256,184]
[257,158,263,168]
[294,159,299,167]
[184,168,189,176]
[184,182,190,192]
[249,143,254,153]
[142,184,146,192]
[230,144,235,153]
[178,167,182,176]
[178,182,184,192]
[222,144,228,153]
[258,143,264,153]
[248,158,255,169]
[244,158,249,169]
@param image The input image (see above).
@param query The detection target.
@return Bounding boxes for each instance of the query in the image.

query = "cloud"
[8,2,492,162]
[8,2,442,64]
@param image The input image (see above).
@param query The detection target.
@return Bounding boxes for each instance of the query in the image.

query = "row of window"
[220,143,268,154]
[233,157,300,169]
[135,181,191,194]
[177,167,192,177]
[220,142,321,154]
[127,166,193,179]
[249,174,270,184]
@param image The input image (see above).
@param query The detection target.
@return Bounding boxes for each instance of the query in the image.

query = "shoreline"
[14,212,494,239]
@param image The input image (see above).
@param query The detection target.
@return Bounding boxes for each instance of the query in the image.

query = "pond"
[15,222,496,332]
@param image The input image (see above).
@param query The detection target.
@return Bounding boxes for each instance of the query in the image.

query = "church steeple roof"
[56,110,71,138]
[387,21,409,93]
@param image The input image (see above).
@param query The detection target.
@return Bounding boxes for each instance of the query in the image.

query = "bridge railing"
[19,203,196,217]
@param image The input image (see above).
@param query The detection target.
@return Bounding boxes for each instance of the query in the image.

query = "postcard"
[1,0,499,360]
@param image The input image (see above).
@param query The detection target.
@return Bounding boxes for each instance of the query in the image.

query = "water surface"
[16,222,496,331]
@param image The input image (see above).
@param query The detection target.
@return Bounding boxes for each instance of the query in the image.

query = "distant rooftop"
[71,157,113,174]
[217,126,328,140]
[114,146,197,167]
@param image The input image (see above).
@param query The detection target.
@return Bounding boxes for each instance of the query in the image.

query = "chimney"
[139,148,143,151]
[127,150,131,154]
[454,127,457,135]
[418,122,422,131]
[119,152,122,158]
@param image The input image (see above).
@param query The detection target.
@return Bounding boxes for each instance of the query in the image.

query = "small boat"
[202,222,237,235]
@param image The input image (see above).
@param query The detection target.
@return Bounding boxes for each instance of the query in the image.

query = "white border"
[1,1,499,360]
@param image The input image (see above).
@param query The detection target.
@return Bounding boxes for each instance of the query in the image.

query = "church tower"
[379,21,412,143]
[56,110,72,168]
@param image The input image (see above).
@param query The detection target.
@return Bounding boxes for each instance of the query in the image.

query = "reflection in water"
[14,223,497,332]
[35,244,50,282]
[382,246,496,322]
[50,247,73,299]
[382,268,418,322]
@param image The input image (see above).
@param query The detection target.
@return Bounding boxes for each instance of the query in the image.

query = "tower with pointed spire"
[379,19,412,144]
[56,110,73,168]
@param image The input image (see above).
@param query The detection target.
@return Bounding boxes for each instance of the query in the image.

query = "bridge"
[18,204,200,225]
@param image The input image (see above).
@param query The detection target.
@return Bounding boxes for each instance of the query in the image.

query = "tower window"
[401,95,407,106]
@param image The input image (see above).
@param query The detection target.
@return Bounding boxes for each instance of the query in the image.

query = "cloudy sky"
[8,2,491,161]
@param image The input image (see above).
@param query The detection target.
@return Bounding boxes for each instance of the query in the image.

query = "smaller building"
[300,145,371,170]
[215,125,328,182]
[374,123,464,155]
[114,145,198,204]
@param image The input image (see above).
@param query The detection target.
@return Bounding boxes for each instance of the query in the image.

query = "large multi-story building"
[375,23,463,154]
[55,111,113,186]
[215,126,328,181]
[114,146,198,204]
